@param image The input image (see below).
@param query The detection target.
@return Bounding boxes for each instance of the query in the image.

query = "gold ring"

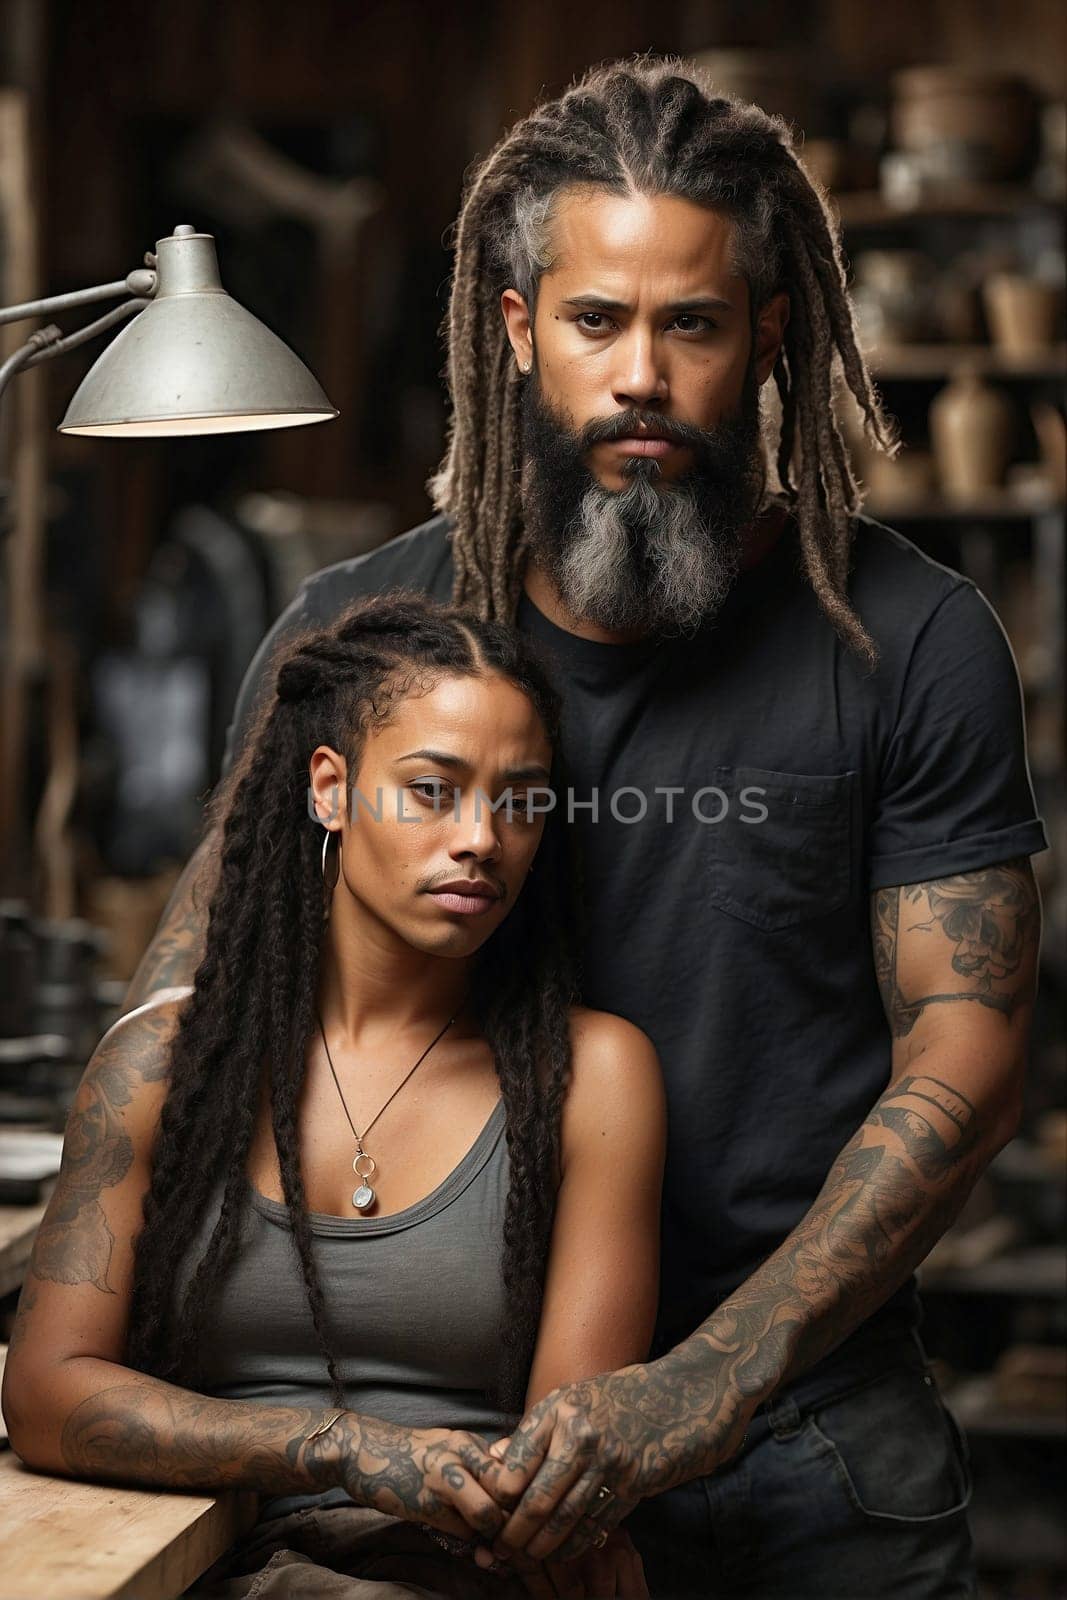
[589,1524,609,1549]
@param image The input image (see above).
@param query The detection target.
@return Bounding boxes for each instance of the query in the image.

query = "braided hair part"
[429,54,900,665]
[125,590,584,1415]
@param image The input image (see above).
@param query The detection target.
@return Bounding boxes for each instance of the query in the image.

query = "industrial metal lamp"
[0,223,337,908]
[0,223,338,433]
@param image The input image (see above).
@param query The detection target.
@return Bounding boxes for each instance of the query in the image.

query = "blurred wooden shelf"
[920,1245,1067,1298]
[948,1374,1067,1439]
[992,1138,1067,1185]
[866,493,1065,522]
[866,344,1067,380]
[835,185,1067,228]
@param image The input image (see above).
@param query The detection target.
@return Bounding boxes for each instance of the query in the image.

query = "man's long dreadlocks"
[429,54,900,666]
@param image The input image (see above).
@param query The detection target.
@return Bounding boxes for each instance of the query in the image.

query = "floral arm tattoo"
[685,858,1040,1412]
[668,864,1043,1440]
[27,1003,173,1297]
[479,858,1043,1563]
[872,860,1037,1035]
[6,1003,506,1544]
[57,1382,502,1544]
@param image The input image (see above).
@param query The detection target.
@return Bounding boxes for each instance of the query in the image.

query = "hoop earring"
[321,827,341,893]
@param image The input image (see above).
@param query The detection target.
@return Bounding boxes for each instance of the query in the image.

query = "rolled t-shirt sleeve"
[868,579,1049,889]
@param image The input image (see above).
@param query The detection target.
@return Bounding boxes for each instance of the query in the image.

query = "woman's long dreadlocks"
[429,54,900,666]
[125,591,583,1416]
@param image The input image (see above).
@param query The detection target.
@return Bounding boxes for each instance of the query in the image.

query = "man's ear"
[754,291,790,385]
[501,288,534,371]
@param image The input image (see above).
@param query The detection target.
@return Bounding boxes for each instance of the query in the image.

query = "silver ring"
[594,1484,616,1508]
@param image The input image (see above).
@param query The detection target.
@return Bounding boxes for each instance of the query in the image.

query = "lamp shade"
[59,226,338,436]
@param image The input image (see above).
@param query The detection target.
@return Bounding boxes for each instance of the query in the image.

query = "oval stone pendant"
[352,1183,376,1211]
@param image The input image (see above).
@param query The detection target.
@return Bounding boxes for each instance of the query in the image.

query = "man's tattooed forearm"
[490,1068,991,1509]
[873,859,1038,1037]
[31,1006,176,1294]
[691,1070,986,1401]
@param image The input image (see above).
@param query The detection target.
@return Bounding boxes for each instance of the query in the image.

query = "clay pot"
[800,139,850,193]
[891,67,1038,183]
[852,250,937,348]
[1031,402,1067,499]
[983,274,1064,354]
[929,369,1015,500]
[865,450,937,508]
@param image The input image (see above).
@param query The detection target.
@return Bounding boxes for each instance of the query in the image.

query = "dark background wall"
[27,0,1066,628]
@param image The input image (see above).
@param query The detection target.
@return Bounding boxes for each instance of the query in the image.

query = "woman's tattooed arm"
[2,999,507,1543]
[53,1375,502,1542]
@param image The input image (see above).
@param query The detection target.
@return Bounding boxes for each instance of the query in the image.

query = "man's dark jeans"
[625,1325,976,1600]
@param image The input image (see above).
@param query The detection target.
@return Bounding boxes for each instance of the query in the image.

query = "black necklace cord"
[315,1007,459,1146]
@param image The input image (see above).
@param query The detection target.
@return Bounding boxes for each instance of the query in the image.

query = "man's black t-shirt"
[221,508,1048,1360]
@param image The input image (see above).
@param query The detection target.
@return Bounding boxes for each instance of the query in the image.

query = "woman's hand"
[332,1417,510,1545]
[522,1527,650,1598]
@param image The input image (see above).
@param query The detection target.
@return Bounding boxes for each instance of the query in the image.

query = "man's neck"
[520,498,789,646]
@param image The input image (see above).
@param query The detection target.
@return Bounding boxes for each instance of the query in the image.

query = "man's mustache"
[579,409,713,452]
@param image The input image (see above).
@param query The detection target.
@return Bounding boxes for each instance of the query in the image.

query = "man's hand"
[472,1354,752,1564]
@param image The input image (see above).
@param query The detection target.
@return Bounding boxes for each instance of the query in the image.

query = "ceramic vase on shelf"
[983,273,1064,355]
[929,367,1015,504]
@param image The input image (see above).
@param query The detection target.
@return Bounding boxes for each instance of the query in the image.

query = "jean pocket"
[704,766,855,933]
[806,1365,973,1525]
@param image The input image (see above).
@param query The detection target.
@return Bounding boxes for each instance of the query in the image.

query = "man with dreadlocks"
[123,57,1045,1597]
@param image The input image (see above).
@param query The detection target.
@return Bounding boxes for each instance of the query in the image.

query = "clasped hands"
[413,1355,754,1593]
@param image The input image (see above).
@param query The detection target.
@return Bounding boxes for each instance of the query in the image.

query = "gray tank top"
[174,1096,518,1520]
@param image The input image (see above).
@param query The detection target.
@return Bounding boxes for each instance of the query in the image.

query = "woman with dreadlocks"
[90,53,1043,1598]
[4,592,664,1596]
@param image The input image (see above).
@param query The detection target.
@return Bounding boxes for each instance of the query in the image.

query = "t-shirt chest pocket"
[704,766,855,933]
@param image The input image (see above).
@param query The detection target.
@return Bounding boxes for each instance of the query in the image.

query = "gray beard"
[519,365,768,638]
[546,466,751,637]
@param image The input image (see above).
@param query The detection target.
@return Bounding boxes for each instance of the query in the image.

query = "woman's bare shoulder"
[560,1004,667,1161]
[565,1002,659,1066]
[88,987,194,1141]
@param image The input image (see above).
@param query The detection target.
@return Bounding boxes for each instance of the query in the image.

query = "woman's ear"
[308,746,348,827]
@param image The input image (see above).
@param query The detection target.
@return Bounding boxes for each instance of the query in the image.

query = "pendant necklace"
[315,1007,458,1212]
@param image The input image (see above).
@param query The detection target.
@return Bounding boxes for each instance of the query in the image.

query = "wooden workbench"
[0,1450,256,1600]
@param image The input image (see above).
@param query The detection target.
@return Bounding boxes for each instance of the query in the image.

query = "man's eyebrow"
[395,748,551,781]
[560,293,735,316]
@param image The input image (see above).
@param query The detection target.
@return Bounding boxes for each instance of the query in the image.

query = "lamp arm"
[0,267,157,328]
[0,299,152,409]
